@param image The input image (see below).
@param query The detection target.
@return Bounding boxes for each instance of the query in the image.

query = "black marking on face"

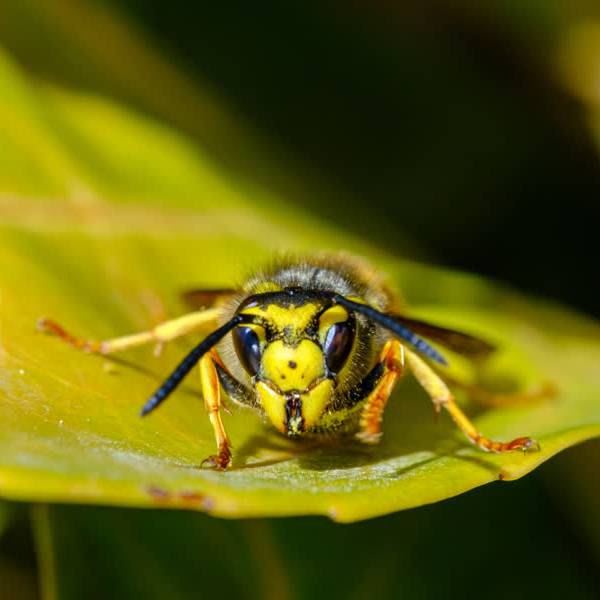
[239,288,332,311]
[284,391,304,433]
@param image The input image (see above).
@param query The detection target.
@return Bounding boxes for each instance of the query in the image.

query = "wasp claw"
[37,317,55,334]
[521,437,541,453]
[201,446,232,470]
[506,436,540,453]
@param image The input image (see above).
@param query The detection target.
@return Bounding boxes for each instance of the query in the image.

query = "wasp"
[39,254,538,469]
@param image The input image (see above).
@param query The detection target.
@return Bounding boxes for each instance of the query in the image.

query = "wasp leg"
[437,373,557,409]
[37,308,221,355]
[199,349,232,470]
[356,340,405,444]
[405,349,539,453]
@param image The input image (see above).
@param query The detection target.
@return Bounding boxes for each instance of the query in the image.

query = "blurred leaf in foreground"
[543,438,600,562]
[0,503,38,600]
[32,505,285,600]
[33,479,599,600]
[0,502,12,537]
[0,47,599,522]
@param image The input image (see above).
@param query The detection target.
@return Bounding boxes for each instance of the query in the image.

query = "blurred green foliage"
[31,482,600,600]
[105,0,600,316]
[0,0,600,598]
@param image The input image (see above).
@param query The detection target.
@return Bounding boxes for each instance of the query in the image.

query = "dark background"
[109,0,600,317]
[1,1,599,598]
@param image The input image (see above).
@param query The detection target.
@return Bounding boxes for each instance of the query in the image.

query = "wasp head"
[232,289,355,435]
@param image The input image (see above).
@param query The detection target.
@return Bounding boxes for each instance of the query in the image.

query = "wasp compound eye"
[323,318,355,374]
[232,326,262,376]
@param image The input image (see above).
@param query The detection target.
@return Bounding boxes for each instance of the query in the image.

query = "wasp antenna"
[332,294,448,366]
[140,314,244,417]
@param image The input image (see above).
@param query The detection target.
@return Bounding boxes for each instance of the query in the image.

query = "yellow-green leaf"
[0,47,599,522]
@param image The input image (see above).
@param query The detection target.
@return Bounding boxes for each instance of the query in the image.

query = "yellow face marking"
[240,299,340,434]
[318,305,349,336]
[261,339,324,391]
[245,323,266,342]
[242,303,319,333]
[256,379,334,434]
[300,379,334,431]
[257,381,287,433]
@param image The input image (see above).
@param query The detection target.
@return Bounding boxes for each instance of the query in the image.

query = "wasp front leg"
[405,349,539,453]
[356,339,405,444]
[199,350,232,470]
[38,308,221,354]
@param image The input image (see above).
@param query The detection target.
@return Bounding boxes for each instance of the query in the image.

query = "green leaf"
[0,47,599,522]
[0,0,391,256]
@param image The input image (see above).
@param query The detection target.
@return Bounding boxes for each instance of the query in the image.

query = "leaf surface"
[0,48,599,521]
